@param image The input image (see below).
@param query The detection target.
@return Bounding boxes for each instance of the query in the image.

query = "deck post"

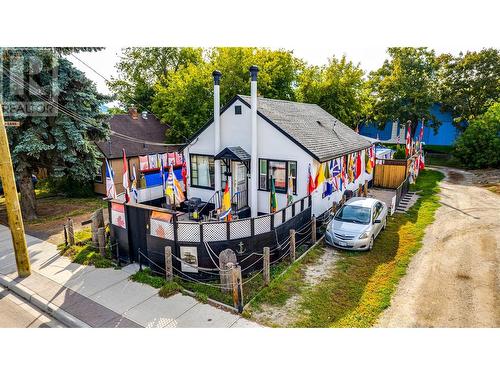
[263,247,270,286]
[289,229,296,262]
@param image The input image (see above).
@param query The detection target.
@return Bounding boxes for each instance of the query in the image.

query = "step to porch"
[395,192,419,213]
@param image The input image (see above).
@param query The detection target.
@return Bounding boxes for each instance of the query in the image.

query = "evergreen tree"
[1,48,109,220]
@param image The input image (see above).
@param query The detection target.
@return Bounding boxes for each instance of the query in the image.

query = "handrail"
[197,189,222,215]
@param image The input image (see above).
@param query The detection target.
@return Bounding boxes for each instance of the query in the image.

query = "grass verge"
[58,227,116,268]
[245,169,444,327]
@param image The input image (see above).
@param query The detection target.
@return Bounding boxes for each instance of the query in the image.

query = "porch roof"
[215,146,251,162]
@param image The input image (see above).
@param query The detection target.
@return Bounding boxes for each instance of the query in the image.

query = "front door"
[232,161,248,209]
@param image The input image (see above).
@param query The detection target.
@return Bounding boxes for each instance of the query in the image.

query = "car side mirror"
[374,219,381,224]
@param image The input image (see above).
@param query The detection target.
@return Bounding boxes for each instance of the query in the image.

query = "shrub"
[46,176,95,197]
[393,145,406,159]
[453,103,500,168]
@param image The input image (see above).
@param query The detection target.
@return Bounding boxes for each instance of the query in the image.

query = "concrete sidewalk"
[0,225,260,328]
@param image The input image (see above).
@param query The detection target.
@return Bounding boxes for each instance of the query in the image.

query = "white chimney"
[249,65,259,217]
[213,70,222,193]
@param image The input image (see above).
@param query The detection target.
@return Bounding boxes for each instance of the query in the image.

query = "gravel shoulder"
[377,167,500,327]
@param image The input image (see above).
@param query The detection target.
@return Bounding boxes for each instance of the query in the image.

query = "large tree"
[1,48,109,220]
[297,55,369,128]
[108,47,203,111]
[438,48,500,130]
[367,47,440,135]
[152,47,303,142]
[453,102,500,168]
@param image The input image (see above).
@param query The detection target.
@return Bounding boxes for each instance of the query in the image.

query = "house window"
[259,159,297,194]
[235,105,242,115]
[94,170,103,183]
[190,154,215,189]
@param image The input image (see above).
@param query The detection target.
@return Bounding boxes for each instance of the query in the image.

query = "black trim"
[249,65,259,81]
[189,153,215,190]
[212,70,222,85]
[258,158,297,195]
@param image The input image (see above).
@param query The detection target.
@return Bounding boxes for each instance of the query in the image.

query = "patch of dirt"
[0,197,107,245]
[469,168,500,185]
[377,167,500,327]
[251,247,340,327]
[447,170,465,183]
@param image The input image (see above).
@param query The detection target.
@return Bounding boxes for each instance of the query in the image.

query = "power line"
[2,68,185,147]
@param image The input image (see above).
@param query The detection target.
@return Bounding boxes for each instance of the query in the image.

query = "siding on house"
[184,96,373,217]
[359,104,461,146]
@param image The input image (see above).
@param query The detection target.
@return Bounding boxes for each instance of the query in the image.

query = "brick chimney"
[129,107,138,120]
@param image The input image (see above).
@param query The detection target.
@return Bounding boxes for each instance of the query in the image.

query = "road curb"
[0,274,90,328]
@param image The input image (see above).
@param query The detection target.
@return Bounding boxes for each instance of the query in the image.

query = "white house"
[181,66,374,219]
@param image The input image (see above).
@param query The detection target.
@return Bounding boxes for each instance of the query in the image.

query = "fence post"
[219,249,237,293]
[289,229,296,262]
[165,246,173,282]
[97,227,106,257]
[231,264,243,313]
[263,247,270,286]
[67,218,75,246]
[91,208,104,247]
[311,215,317,243]
[63,224,68,247]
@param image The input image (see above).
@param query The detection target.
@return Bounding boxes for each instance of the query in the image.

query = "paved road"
[0,286,65,328]
[377,167,500,327]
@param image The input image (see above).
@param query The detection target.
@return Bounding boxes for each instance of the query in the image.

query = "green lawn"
[246,169,444,327]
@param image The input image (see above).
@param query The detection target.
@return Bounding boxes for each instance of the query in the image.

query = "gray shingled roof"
[215,146,251,161]
[238,95,371,162]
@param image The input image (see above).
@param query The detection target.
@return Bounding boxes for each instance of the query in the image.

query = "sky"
[67,45,485,97]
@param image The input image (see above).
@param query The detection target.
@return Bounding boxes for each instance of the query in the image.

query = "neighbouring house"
[359,104,462,146]
[94,108,179,195]
[181,67,373,219]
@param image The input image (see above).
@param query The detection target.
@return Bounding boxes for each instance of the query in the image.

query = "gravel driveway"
[377,167,500,327]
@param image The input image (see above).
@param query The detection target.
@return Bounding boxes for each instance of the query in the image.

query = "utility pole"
[0,104,31,277]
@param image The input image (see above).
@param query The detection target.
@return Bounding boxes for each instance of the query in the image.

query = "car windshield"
[335,205,371,224]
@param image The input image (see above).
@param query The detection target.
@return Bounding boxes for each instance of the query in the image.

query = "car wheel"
[368,236,374,251]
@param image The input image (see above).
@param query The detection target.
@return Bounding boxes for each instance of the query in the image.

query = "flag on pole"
[355,151,362,180]
[122,149,130,203]
[105,159,117,199]
[181,154,188,191]
[165,165,174,204]
[331,159,340,191]
[419,119,424,142]
[307,164,316,195]
[324,161,333,196]
[340,156,347,191]
[270,177,278,213]
[365,149,373,174]
[405,125,411,157]
[219,180,232,220]
[160,156,165,193]
[316,163,325,188]
[287,174,294,205]
[131,164,138,202]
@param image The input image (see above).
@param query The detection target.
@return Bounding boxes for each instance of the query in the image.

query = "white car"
[325,197,388,251]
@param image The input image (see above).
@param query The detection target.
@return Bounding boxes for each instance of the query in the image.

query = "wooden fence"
[373,158,412,189]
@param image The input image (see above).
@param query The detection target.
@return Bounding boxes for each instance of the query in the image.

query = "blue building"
[359,104,462,146]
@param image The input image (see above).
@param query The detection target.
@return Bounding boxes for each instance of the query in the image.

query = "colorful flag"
[316,163,325,188]
[287,174,294,205]
[131,164,138,202]
[138,155,149,171]
[181,154,188,190]
[405,125,411,157]
[324,161,333,196]
[347,154,355,183]
[122,149,130,203]
[160,156,165,193]
[105,159,117,199]
[219,180,232,220]
[340,156,346,191]
[419,119,424,142]
[165,165,174,204]
[355,151,362,180]
[270,177,278,213]
[365,149,373,174]
[307,164,316,195]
